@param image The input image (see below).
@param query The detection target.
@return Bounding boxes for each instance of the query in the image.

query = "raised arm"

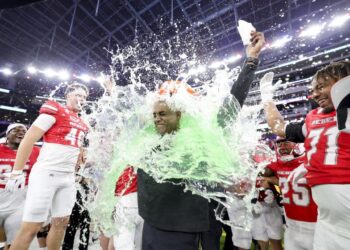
[263,101,286,137]
[217,32,265,128]
[230,31,265,106]
[259,72,306,142]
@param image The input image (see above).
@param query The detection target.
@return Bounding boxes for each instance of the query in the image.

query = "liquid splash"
[80,33,271,235]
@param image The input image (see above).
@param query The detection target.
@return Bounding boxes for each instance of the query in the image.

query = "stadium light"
[0,105,27,113]
[43,68,56,78]
[270,36,293,48]
[0,68,12,76]
[0,88,10,93]
[58,70,70,80]
[27,66,37,74]
[299,23,325,38]
[225,54,242,63]
[329,14,350,28]
[95,73,107,84]
[79,74,91,83]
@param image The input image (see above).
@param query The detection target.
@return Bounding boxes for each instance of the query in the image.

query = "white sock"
[39,248,47,250]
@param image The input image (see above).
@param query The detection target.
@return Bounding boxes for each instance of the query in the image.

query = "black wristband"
[245,57,259,66]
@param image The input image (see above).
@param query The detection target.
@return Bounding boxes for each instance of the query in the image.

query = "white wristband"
[12,170,23,175]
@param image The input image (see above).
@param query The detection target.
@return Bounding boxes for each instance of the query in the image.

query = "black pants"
[200,201,222,250]
[142,222,201,250]
[62,189,91,250]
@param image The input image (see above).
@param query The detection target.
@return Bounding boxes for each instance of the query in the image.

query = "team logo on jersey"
[311,117,336,125]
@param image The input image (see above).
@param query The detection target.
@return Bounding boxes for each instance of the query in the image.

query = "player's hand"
[252,201,264,215]
[100,75,115,95]
[263,176,279,186]
[246,31,265,58]
[259,72,282,103]
[263,189,274,204]
[5,174,25,192]
[287,164,307,185]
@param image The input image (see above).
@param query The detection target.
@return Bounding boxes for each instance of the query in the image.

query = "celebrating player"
[0,124,40,248]
[264,139,317,250]
[7,83,89,250]
[262,61,350,249]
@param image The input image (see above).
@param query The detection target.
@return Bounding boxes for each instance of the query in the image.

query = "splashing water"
[80,33,272,235]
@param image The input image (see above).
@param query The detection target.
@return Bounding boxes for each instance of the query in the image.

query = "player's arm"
[263,100,306,142]
[330,75,350,131]
[230,31,265,106]
[12,126,45,173]
[263,101,286,137]
[217,32,265,128]
[12,114,56,174]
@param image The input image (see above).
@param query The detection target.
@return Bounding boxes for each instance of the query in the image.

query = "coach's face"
[153,101,181,135]
[311,76,336,114]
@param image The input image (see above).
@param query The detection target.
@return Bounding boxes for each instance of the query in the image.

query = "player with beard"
[7,83,89,250]
[0,124,40,248]
[263,139,317,250]
[262,61,350,249]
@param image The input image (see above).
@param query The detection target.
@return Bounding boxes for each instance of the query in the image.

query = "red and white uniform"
[251,178,283,242]
[268,156,317,250]
[115,166,137,196]
[303,108,350,249]
[23,100,88,222]
[304,108,350,186]
[35,100,88,172]
[268,157,317,223]
[0,144,40,190]
[113,166,143,250]
[0,144,40,244]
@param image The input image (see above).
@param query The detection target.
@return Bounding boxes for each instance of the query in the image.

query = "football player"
[264,139,317,250]
[7,83,89,250]
[112,165,143,250]
[0,124,40,248]
[251,175,283,250]
[262,61,350,249]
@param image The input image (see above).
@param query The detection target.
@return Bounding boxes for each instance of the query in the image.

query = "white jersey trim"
[32,114,56,132]
[302,123,307,137]
[41,104,58,111]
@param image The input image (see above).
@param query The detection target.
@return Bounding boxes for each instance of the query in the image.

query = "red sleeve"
[39,100,60,116]
[115,166,137,196]
[31,146,41,162]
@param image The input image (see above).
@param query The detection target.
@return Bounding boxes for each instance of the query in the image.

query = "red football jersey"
[115,166,137,196]
[39,100,88,148]
[268,157,318,223]
[0,144,40,188]
[304,108,350,186]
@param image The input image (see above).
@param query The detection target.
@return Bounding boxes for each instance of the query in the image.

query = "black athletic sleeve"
[285,121,305,143]
[217,58,259,128]
[230,58,259,107]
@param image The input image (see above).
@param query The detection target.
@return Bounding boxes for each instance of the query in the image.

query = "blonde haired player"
[7,83,89,250]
